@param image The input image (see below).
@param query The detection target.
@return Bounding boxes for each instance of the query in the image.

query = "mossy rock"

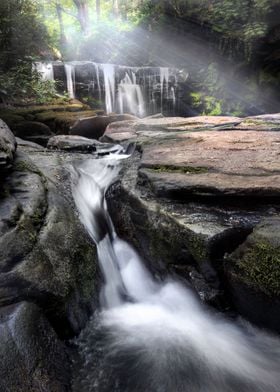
[226,217,280,297]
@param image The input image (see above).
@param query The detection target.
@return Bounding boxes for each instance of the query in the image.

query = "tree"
[0,0,49,70]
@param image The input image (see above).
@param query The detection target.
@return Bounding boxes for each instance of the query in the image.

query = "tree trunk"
[73,0,89,33]
[113,0,119,18]
[56,3,67,50]
[96,0,100,20]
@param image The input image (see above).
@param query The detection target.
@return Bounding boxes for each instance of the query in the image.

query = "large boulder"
[0,119,16,173]
[0,302,69,392]
[225,218,280,332]
[70,114,138,140]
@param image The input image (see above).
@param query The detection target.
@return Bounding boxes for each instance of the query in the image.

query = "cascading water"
[35,61,179,116]
[71,152,280,392]
[118,70,145,117]
[101,63,116,114]
[65,63,76,99]
[34,62,54,81]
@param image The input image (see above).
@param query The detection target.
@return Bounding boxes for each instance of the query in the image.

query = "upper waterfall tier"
[34,61,181,117]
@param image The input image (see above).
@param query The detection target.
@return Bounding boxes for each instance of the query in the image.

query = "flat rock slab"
[103,116,242,143]
[139,130,280,198]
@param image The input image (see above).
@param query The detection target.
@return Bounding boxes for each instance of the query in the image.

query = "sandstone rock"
[224,218,280,332]
[0,119,16,172]
[0,302,69,392]
[70,114,138,140]
[103,115,242,143]
[105,116,280,331]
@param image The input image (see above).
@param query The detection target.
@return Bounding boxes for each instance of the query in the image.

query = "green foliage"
[0,63,57,104]
[0,0,50,70]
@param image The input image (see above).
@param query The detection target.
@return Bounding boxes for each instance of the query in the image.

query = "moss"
[148,164,208,175]
[236,238,280,296]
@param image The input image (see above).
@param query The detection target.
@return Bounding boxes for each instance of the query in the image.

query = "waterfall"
[118,70,145,117]
[101,64,116,114]
[35,61,179,117]
[71,153,280,392]
[65,63,75,99]
[34,62,54,81]
[160,67,169,112]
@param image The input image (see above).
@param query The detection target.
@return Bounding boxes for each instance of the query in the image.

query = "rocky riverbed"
[0,108,280,390]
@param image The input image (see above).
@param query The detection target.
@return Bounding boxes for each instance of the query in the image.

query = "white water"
[101,63,116,114]
[65,63,75,99]
[71,153,280,392]
[118,71,146,117]
[35,61,177,116]
[34,62,54,81]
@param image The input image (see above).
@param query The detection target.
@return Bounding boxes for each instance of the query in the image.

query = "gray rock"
[0,148,98,337]
[0,302,69,392]
[0,119,16,172]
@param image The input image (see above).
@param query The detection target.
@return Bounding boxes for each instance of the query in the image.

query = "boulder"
[225,218,280,332]
[70,114,138,140]
[0,302,69,392]
[0,119,17,173]
[13,121,53,146]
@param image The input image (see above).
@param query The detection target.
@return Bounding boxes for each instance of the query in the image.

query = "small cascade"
[34,62,54,81]
[65,63,75,99]
[118,70,145,117]
[160,67,169,112]
[101,64,115,114]
[72,153,280,392]
[36,61,179,116]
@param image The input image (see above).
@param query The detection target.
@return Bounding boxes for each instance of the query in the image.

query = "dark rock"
[70,114,138,140]
[0,119,17,172]
[0,148,98,337]
[13,121,53,147]
[0,302,70,392]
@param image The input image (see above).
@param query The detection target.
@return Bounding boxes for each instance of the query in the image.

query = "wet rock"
[0,119,17,172]
[0,302,69,392]
[225,218,280,332]
[0,148,98,337]
[70,114,138,140]
[105,116,280,331]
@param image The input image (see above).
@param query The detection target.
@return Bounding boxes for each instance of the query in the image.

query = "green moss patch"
[147,164,208,175]
[236,238,280,296]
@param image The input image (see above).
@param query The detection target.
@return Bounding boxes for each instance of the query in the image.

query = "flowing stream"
[71,153,280,392]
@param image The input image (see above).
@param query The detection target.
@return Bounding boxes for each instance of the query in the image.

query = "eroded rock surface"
[0,302,70,392]
[106,115,280,331]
